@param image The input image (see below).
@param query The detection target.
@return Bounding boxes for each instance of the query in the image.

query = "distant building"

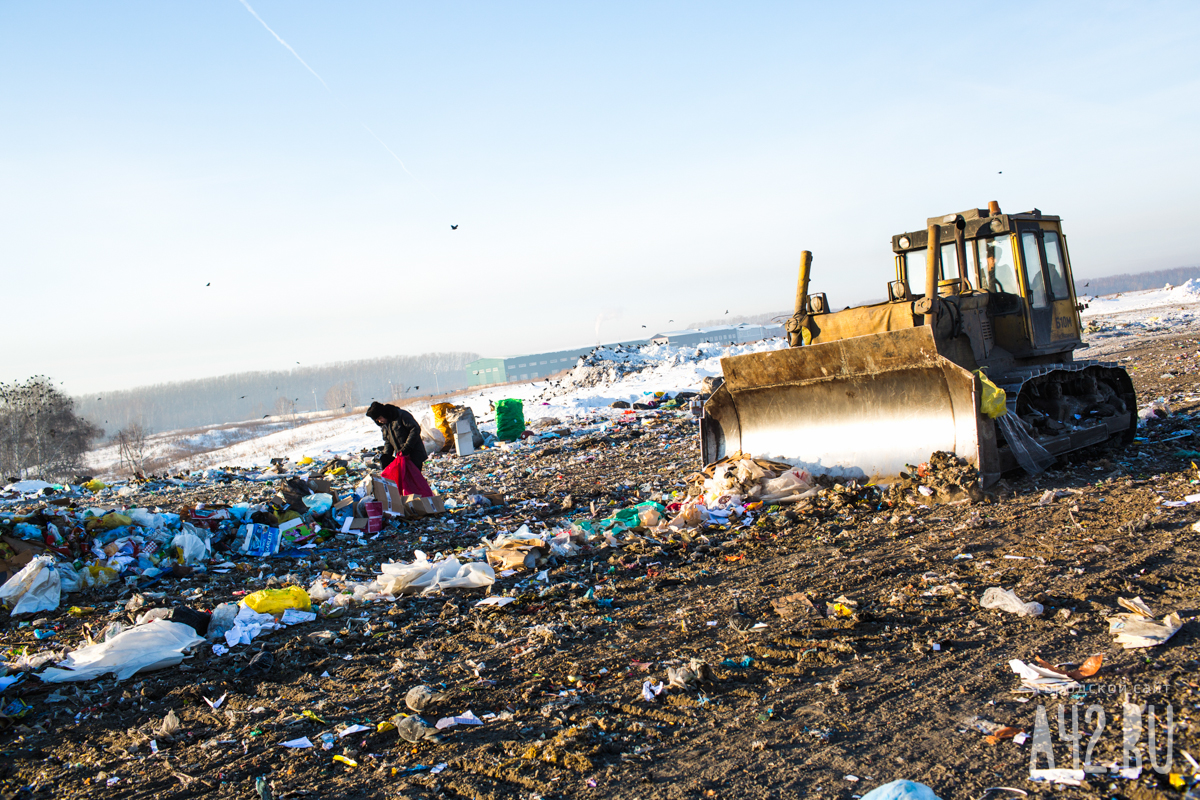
[465,345,606,388]
[649,323,784,346]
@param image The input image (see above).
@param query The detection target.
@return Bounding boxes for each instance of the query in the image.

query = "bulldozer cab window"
[939,243,963,281]
[1042,230,1070,301]
[1021,231,1050,308]
[903,244,967,286]
[975,236,1019,297]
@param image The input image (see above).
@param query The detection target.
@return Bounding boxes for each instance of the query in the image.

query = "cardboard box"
[239,524,281,557]
[368,473,445,520]
[454,432,476,456]
[308,478,333,494]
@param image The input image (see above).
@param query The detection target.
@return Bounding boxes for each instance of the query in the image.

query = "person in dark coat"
[366,401,427,470]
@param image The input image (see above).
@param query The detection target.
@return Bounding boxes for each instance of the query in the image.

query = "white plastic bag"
[420,425,446,456]
[980,587,1043,617]
[374,552,495,595]
[58,563,83,594]
[40,620,204,682]
[128,508,163,529]
[172,530,211,565]
[0,554,61,614]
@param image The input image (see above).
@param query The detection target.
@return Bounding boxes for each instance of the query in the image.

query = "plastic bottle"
[206,602,240,642]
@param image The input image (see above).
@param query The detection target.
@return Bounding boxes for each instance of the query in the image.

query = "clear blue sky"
[3,1,1198,394]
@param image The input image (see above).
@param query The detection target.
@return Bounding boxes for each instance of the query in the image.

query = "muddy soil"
[3,327,1200,800]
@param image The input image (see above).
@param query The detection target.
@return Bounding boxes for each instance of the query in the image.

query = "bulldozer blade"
[700,326,984,485]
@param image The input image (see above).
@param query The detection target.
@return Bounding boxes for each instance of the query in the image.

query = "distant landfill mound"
[1077,265,1200,296]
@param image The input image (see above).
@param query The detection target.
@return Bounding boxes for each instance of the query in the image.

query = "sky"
[3,1,1199,395]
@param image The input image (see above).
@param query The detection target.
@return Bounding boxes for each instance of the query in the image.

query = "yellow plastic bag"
[84,479,106,492]
[87,512,132,531]
[244,586,311,614]
[973,370,1007,418]
[298,456,314,466]
[431,403,455,452]
[84,564,119,588]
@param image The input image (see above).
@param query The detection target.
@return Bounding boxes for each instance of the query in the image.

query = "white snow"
[89,337,788,474]
[1080,279,1200,317]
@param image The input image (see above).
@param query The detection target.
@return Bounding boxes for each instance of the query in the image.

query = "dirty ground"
[3,327,1200,800]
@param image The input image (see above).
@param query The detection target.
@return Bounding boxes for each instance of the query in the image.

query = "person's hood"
[365,401,400,422]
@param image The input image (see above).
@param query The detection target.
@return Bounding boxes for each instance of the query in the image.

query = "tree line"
[72,352,479,436]
[1074,265,1200,297]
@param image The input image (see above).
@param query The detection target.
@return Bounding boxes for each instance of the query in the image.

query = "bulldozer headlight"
[898,236,911,249]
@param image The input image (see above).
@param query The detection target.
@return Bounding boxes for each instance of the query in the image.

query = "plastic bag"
[206,602,240,643]
[172,531,210,565]
[980,587,1043,617]
[996,414,1056,475]
[431,403,455,452]
[495,399,525,442]
[973,370,1007,418]
[1139,396,1171,422]
[420,420,446,455]
[0,555,61,614]
[243,586,312,614]
[82,563,119,588]
[40,620,204,683]
[128,508,163,529]
[375,553,495,595]
[58,563,83,594]
[301,493,333,515]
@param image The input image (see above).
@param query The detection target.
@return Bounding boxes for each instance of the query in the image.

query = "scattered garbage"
[1008,659,1082,695]
[2,326,1199,796]
[979,587,1043,617]
[1106,596,1183,648]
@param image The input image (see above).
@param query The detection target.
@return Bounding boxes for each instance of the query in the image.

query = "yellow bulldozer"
[700,202,1136,486]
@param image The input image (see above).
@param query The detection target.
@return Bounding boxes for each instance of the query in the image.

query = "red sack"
[381,455,433,498]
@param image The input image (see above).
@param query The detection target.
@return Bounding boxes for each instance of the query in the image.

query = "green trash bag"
[495,399,526,441]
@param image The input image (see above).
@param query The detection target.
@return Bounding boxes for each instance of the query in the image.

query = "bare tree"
[114,423,151,478]
[0,376,103,480]
[274,396,298,428]
[324,381,355,412]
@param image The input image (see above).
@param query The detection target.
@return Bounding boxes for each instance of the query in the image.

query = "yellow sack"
[87,512,132,530]
[298,456,314,466]
[84,564,118,588]
[244,586,311,615]
[973,370,1007,418]
[84,479,106,492]
[431,403,456,452]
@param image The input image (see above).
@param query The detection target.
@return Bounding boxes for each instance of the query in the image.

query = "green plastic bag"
[495,399,525,441]
[973,370,1007,418]
[602,501,666,532]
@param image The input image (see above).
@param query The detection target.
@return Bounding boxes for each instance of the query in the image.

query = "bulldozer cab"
[892,208,1082,357]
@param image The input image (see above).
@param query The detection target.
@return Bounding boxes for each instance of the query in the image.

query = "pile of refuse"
[884,451,984,505]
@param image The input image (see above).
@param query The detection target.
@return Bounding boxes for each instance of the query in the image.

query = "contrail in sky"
[236,0,414,177]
